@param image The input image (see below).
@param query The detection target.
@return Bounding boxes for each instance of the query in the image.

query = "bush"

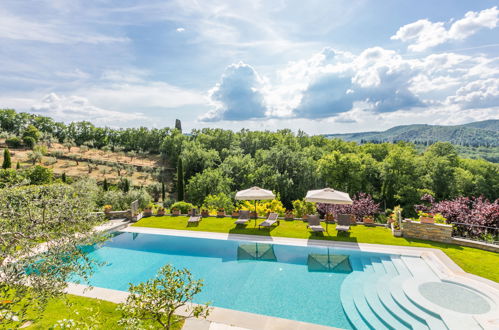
[99,189,152,210]
[239,199,286,216]
[5,137,22,148]
[202,193,234,213]
[22,136,36,149]
[43,157,57,166]
[291,199,316,218]
[25,165,53,185]
[316,193,381,221]
[171,201,195,214]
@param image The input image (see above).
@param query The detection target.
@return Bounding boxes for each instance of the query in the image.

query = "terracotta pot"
[363,216,374,224]
[302,214,308,221]
[143,208,152,217]
[325,214,334,221]
[201,210,210,217]
[285,213,294,220]
[217,211,225,218]
[231,211,239,218]
[157,209,165,216]
[172,209,180,216]
[420,216,434,224]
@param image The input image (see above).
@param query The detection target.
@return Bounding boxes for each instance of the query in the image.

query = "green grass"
[26,294,183,329]
[133,216,499,282]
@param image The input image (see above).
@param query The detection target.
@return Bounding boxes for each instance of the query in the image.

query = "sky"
[0,0,498,134]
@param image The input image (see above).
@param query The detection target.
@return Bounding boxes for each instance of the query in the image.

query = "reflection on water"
[307,250,352,273]
[237,243,277,261]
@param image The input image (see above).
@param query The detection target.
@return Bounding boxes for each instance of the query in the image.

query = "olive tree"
[118,265,210,329]
[0,183,104,328]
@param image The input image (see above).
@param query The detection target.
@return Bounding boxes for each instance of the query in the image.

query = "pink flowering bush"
[316,193,380,222]
[415,194,499,239]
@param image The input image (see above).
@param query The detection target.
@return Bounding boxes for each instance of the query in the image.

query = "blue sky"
[0,0,498,133]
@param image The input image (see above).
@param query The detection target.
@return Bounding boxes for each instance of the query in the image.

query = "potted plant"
[172,207,180,216]
[103,204,112,214]
[231,209,240,218]
[250,211,258,219]
[143,203,154,217]
[302,214,308,221]
[156,206,165,216]
[201,209,210,217]
[391,222,402,237]
[418,211,435,224]
[217,208,225,218]
[363,215,375,224]
[325,213,335,221]
[285,210,294,221]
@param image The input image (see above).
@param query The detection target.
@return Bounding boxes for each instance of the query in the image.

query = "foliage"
[0,184,105,328]
[118,265,210,329]
[5,137,22,148]
[238,198,286,216]
[146,182,162,202]
[170,201,195,214]
[291,199,316,218]
[22,136,36,149]
[99,189,152,211]
[2,148,11,169]
[25,165,53,185]
[316,193,381,221]
[185,168,232,207]
[202,193,234,213]
[177,158,184,201]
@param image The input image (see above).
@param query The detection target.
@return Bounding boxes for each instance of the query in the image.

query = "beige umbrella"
[305,188,353,204]
[235,187,275,222]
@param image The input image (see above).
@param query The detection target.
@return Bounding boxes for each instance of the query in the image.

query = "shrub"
[5,137,22,148]
[291,199,316,218]
[202,193,234,213]
[25,165,53,185]
[43,157,57,166]
[316,193,380,221]
[22,136,36,149]
[171,201,195,214]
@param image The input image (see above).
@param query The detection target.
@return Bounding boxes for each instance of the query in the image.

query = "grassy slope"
[27,294,183,329]
[133,216,499,282]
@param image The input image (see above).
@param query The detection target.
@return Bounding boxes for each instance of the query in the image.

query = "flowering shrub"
[239,199,286,216]
[316,193,380,221]
[415,194,499,238]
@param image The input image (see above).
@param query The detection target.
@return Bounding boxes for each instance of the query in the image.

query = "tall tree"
[177,158,184,201]
[175,119,182,132]
[2,148,11,169]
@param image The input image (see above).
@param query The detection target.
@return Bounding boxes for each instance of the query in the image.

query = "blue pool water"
[73,231,423,329]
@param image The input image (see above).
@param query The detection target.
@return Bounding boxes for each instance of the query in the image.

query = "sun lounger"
[258,212,280,229]
[188,209,201,223]
[336,214,351,232]
[307,215,325,234]
[234,210,251,225]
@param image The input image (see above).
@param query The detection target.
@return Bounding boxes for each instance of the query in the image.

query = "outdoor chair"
[234,210,251,225]
[258,212,280,229]
[188,208,201,224]
[336,214,351,232]
[307,215,325,234]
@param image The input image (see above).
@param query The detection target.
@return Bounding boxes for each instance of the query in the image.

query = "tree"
[22,136,36,149]
[175,119,182,132]
[64,139,76,152]
[185,168,232,206]
[127,150,137,161]
[16,161,20,169]
[2,148,11,169]
[202,193,235,213]
[0,183,104,328]
[27,150,43,165]
[118,265,210,329]
[26,165,53,185]
[177,158,184,201]
[161,181,166,201]
[61,172,67,183]
[103,177,109,191]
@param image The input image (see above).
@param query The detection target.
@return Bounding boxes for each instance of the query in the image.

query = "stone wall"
[402,220,453,243]
[451,237,499,253]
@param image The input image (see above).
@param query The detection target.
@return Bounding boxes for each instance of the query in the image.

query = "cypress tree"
[61,172,67,183]
[16,161,20,169]
[161,181,166,201]
[103,178,109,191]
[175,119,182,133]
[177,158,184,201]
[2,148,11,169]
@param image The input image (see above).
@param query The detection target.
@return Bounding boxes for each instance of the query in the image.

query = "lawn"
[26,294,184,329]
[133,216,499,282]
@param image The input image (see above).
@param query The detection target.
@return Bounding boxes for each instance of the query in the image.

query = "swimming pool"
[74,231,497,329]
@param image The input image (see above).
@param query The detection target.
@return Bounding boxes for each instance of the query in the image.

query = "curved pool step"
[389,276,448,330]
[340,271,371,330]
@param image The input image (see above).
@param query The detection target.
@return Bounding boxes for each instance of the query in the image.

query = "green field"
[133,216,499,282]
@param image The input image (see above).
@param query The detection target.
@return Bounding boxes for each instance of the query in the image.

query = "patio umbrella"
[304,187,353,204]
[235,186,275,222]
[305,187,353,230]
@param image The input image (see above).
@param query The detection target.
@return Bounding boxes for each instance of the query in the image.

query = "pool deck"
[65,224,499,330]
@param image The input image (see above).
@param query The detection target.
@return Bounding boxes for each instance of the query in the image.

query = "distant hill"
[325,120,499,147]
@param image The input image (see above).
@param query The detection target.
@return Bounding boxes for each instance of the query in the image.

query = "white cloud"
[447,78,499,109]
[176,27,185,32]
[30,93,147,125]
[392,6,499,52]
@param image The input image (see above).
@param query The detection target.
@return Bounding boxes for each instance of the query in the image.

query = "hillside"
[325,120,498,147]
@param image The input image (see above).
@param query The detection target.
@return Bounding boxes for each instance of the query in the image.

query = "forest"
[1,109,498,218]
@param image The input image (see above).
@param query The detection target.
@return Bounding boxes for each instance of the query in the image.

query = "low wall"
[105,210,131,220]
[402,220,453,243]
[451,237,499,253]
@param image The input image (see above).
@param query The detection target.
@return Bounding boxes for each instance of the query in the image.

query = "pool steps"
[340,255,457,330]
